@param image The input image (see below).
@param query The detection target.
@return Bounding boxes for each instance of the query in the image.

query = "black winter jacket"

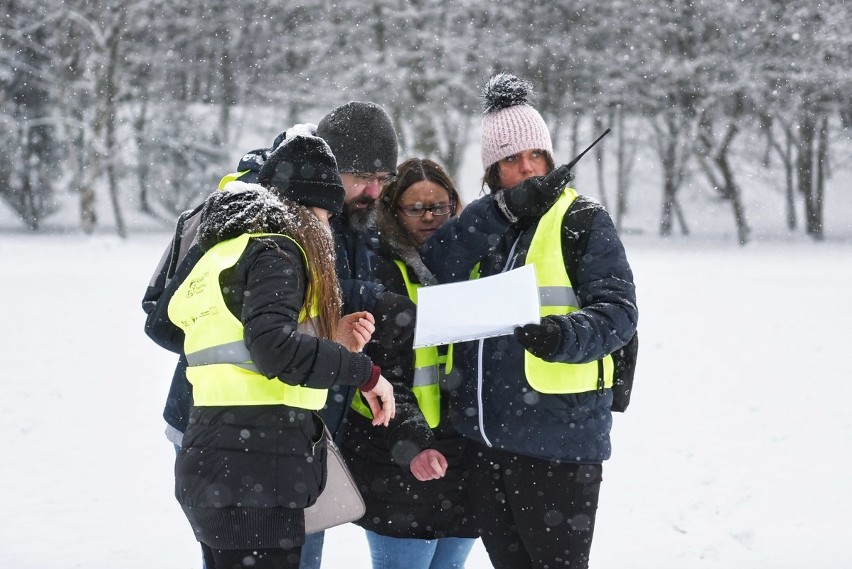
[142,141,409,439]
[341,239,476,539]
[322,212,390,441]
[421,189,638,463]
[174,185,374,549]
[142,203,203,434]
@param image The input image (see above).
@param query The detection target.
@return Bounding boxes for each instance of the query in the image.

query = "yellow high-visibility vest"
[350,260,441,428]
[168,232,327,409]
[218,170,250,189]
[523,188,614,393]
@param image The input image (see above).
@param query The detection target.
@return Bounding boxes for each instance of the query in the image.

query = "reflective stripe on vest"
[350,260,441,428]
[524,188,614,394]
[167,232,328,409]
[218,170,250,190]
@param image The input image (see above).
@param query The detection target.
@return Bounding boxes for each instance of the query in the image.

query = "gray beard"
[346,203,376,232]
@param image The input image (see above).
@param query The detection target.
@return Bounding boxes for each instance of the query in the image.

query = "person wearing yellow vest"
[339,158,478,568]
[143,108,415,569]
[169,134,396,569]
[420,74,639,569]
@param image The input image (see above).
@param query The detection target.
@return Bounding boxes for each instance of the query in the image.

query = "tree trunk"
[653,111,692,237]
[660,177,676,236]
[672,196,690,236]
[442,117,471,186]
[218,20,235,148]
[614,106,635,232]
[782,126,796,231]
[80,111,99,235]
[104,30,126,239]
[810,114,828,240]
[134,96,151,215]
[796,109,816,238]
[697,105,750,245]
[764,116,797,231]
[658,138,684,236]
[80,182,97,234]
[717,142,750,245]
[21,164,38,231]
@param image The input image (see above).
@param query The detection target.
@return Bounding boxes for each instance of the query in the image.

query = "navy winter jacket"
[421,189,637,463]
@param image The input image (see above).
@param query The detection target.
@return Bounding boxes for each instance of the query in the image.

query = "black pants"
[201,544,302,569]
[465,441,603,569]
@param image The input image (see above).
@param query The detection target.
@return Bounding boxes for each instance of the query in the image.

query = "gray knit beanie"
[316,102,399,173]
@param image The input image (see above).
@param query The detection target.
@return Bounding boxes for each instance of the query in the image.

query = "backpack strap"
[560,194,637,412]
[561,194,599,282]
[166,202,204,281]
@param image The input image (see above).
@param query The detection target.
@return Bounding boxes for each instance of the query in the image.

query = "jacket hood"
[235,126,314,177]
[236,147,270,176]
[197,181,297,251]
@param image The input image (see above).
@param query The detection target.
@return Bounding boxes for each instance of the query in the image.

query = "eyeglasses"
[397,203,454,217]
[351,173,395,186]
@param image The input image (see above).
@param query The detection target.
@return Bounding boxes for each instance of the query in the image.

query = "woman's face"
[396,180,453,246]
[498,149,549,189]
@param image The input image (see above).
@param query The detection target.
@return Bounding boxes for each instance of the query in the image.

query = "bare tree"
[0,1,62,229]
[696,98,751,245]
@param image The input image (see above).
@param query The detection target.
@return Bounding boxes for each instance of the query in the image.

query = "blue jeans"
[299,531,324,569]
[365,530,475,569]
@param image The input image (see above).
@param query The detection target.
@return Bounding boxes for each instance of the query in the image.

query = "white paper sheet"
[413,264,540,348]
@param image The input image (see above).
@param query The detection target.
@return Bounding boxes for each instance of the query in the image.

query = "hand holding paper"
[514,316,563,360]
[413,265,540,348]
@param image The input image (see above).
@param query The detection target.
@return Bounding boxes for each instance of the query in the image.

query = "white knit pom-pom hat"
[480,73,553,170]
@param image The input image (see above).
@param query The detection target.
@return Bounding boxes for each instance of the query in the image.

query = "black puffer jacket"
[142,134,412,439]
[341,233,476,539]
[173,185,374,549]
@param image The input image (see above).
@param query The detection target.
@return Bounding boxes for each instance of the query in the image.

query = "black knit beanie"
[316,101,398,173]
[258,134,345,215]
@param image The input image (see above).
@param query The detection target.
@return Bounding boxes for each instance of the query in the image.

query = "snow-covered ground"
[2,232,850,568]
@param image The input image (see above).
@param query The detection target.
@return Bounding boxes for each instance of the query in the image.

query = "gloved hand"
[514,316,563,360]
[495,164,575,227]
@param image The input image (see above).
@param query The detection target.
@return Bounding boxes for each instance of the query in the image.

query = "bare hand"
[409,449,448,481]
[335,311,375,352]
[361,375,395,427]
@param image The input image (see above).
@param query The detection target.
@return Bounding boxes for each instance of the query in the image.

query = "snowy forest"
[1,0,850,242]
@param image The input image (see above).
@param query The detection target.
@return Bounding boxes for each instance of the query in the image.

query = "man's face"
[340,172,393,227]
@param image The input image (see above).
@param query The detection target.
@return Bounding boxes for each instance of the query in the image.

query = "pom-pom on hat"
[258,134,345,215]
[317,101,398,174]
[480,73,553,170]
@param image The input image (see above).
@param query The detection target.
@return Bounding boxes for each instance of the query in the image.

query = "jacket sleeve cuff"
[359,365,382,392]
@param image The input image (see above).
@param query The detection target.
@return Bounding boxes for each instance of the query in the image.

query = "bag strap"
[561,194,598,283]
[560,195,638,412]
